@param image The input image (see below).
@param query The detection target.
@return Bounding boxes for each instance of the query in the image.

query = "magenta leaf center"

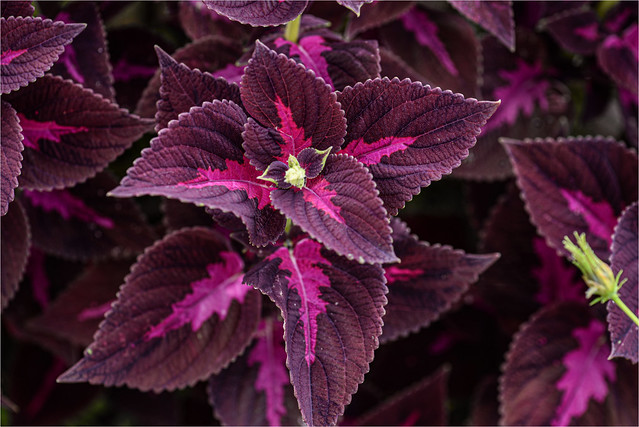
[1,48,28,65]
[23,189,114,229]
[17,113,88,151]
[145,251,250,339]
[560,189,618,245]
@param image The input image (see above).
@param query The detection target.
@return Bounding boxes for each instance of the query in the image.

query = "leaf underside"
[1,100,23,216]
[1,199,30,309]
[203,0,309,27]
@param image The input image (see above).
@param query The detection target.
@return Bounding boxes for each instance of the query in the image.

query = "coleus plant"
[1,1,638,426]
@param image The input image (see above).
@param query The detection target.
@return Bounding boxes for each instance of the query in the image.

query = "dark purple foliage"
[607,202,638,363]
[203,0,309,27]
[504,136,638,260]
[381,219,499,343]
[58,227,261,391]
[5,75,153,191]
[1,199,30,309]
[0,16,85,93]
[244,238,387,426]
[1,100,22,215]
[449,1,515,51]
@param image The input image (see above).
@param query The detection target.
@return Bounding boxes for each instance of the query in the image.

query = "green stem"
[284,15,301,43]
[611,294,639,327]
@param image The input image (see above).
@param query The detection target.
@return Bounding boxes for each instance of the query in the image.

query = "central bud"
[258,147,332,190]
[284,155,306,188]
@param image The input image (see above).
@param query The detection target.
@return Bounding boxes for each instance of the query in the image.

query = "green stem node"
[284,15,301,43]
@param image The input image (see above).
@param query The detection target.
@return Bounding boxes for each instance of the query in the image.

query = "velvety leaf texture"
[27,260,131,347]
[449,0,515,51]
[503,137,638,260]
[244,238,388,426]
[58,227,262,392]
[1,199,30,309]
[0,17,85,93]
[135,35,242,120]
[608,202,638,363]
[272,31,381,92]
[337,78,499,214]
[5,75,153,191]
[154,46,241,132]
[208,317,301,426]
[597,25,639,96]
[380,219,499,343]
[1,100,23,215]
[270,154,397,264]
[203,0,309,27]
[22,173,157,260]
[49,3,115,101]
[1,1,34,18]
[110,100,286,247]
[499,302,602,425]
[241,41,346,166]
[336,0,373,16]
[353,366,450,426]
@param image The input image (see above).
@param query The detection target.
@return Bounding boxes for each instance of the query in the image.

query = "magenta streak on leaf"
[485,59,549,132]
[271,240,330,365]
[551,319,616,426]
[303,177,344,223]
[623,24,639,62]
[605,8,632,34]
[26,248,50,310]
[341,136,416,165]
[17,113,88,151]
[178,161,274,210]
[274,35,334,89]
[247,319,289,426]
[212,63,246,84]
[25,358,67,419]
[1,48,28,65]
[384,265,424,284]
[274,96,312,161]
[111,57,157,82]
[400,7,458,76]
[58,44,84,83]
[145,251,249,339]
[23,189,115,229]
[573,23,600,42]
[77,300,116,322]
[531,237,583,305]
[560,189,617,245]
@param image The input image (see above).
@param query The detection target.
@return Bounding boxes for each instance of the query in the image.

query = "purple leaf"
[345,1,414,39]
[449,0,515,52]
[1,199,30,309]
[274,35,333,88]
[203,0,309,27]
[337,77,499,214]
[49,4,115,100]
[352,366,450,426]
[597,24,639,95]
[25,247,50,309]
[540,7,600,55]
[22,173,157,260]
[607,202,638,363]
[270,154,397,264]
[111,100,286,247]
[241,41,346,168]
[162,199,216,232]
[27,260,130,347]
[135,35,242,119]
[58,227,261,392]
[379,7,481,97]
[499,302,599,425]
[336,0,373,16]
[145,251,250,338]
[154,45,241,132]
[245,238,388,426]
[531,237,583,305]
[0,17,85,93]
[503,136,638,260]
[400,7,458,76]
[1,1,34,18]
[5,75,153,191]
[381,219,499,343]
[560,189,618,246]
[1,100,23,215]
[552,319,616,426]
[178,1,250,42]
[483,59,549,133]
[208,316,301,426]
